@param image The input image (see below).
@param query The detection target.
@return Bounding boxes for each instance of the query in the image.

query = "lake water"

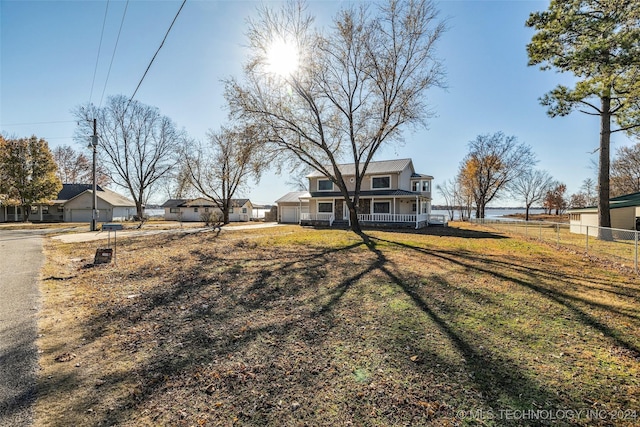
[431,208,547,221]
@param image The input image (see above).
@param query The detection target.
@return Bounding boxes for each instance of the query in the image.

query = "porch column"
[393,197,396,216]
[416,196,419,229]
[39,207,43,222]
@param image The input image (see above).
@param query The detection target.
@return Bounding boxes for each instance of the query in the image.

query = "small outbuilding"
[568,191,640,235]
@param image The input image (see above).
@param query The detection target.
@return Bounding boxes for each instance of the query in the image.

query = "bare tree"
[52,145,110,186]
[611,143,640,197]
[436,179,458,221]
[183,125,266,224]
[225,0,446,235]
[73,95,182,219]
[458,132,536,219]
[510,169,553,221]
[580,178,598,205]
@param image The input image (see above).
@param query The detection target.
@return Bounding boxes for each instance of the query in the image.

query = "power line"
[99,0,130,108]
[1,120,77,127]
[126,0,187,110]
[89,0,110,105]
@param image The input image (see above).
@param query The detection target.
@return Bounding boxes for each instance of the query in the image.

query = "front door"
[334,200,343,221]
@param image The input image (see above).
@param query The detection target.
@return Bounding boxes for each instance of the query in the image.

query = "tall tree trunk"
[348,206,362,235]
[525,204,531,222]
[598,96,612,240]
[136,201,144,220]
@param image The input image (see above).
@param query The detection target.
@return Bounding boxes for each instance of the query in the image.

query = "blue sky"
[1,0,636,206]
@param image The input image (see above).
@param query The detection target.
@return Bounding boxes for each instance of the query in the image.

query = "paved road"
[0,230,44,427]
[52,221,286,243]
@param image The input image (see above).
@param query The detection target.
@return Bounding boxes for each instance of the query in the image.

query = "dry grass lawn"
[36,223,640,426]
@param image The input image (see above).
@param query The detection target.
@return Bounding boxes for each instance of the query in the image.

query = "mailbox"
[102,223,123,231]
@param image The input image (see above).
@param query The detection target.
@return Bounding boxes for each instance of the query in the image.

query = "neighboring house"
[275,191,310,224]
[162,198,254,222]
[568,191,640,236]
[277,158,445,229]
[63,187,137,222]
[0,184,136,223]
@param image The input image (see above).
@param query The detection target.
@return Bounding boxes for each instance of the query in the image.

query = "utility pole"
[91,118,98,231]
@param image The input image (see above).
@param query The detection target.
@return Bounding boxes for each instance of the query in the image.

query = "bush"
[200,211,222,227]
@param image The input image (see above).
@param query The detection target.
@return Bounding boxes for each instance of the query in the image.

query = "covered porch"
[300,194,446,228]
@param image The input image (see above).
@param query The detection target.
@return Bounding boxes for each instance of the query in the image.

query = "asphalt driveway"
[0,230,44,427]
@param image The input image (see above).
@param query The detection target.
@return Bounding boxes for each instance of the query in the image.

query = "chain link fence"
[470,219,640,273]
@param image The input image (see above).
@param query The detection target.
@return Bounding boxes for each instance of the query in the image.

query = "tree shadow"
[36,228,640,426]
[371,235,640,358]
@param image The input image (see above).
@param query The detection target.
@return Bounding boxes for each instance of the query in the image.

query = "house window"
[57,206,64,212]
[373,202,390,214]
[170,207,179,213]
[242,208,247,213]
[230,208,234,213]
[412,181,419,192]
[318,202,333,213]
[318,179,333,191]
[42,206,49,214]
[422,181,430,192]
[31,206,38,213]
[205,207,209,213]
[412,203,417,212]
[372,176,391,189]
[194,207,199,213]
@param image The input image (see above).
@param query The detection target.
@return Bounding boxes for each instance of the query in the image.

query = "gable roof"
[96,188,136,207]
[275,191,311,203]
[65,188,136,207]
[568,191,640,213]
[54,183,104,203]
[161,199,187,208]
[306,158,414,178]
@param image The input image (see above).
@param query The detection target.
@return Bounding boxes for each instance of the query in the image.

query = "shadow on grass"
[37,228,640,426]
[371,235,640,359]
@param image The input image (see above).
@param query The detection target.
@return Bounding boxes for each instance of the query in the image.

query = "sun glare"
[266,39,299,77]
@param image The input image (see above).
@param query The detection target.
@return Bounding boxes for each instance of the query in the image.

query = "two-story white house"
[277,158,444,229]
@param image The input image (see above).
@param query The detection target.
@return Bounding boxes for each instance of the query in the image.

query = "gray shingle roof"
[306,159,414,178]
[275,191,311,203]
[56,183,104,202]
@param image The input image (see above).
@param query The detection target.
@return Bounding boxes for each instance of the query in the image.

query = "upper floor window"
[318,179,333,191]
[371,176,391,189]
[412,180,431,192]
[242,208,247,213]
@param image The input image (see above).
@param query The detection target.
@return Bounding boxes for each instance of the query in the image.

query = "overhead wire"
[126,0,187,111]
[99,0,130,108]
[89,0,110,105]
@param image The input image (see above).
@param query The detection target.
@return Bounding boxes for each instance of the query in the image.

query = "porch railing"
[358,213,417,222]
[300,213,335,226]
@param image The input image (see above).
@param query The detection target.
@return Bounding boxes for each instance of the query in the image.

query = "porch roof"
[309,189,424,198]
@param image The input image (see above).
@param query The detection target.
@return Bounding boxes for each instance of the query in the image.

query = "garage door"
[280,206,298,223]
[70,209,93,223]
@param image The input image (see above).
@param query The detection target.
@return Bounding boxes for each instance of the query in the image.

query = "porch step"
[332,220,349,228]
